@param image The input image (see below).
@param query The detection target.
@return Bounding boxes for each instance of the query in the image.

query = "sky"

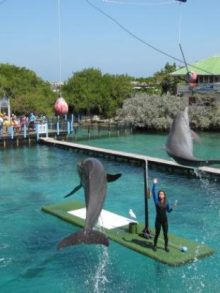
[0,0,220,82]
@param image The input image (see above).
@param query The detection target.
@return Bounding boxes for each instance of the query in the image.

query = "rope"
[177,1,183,44]
[57,0,62,93]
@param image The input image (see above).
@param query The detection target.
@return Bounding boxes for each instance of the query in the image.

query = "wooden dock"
[0,130,67,148]
[39,137,220,179]
[0,122,132,148]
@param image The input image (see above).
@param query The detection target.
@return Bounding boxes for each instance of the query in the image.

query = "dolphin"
[58,158,121,249]
[166,107,220,167]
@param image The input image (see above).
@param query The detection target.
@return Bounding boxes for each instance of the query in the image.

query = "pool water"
[0,133,220,293]
[78,131,220,161]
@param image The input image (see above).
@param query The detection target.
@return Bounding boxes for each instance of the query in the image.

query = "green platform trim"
[42,201,214,266]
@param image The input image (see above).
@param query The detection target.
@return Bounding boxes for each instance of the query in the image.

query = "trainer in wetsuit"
[152,178,175,252]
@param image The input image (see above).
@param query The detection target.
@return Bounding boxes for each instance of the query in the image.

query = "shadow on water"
[20,266,45,279]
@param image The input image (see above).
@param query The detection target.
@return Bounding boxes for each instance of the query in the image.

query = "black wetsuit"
[152,183,172,249]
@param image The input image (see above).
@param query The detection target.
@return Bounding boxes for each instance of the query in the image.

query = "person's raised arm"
[152,178,158,205]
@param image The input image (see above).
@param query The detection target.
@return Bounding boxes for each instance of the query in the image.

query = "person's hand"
[173,200,178,209]
[153,178,158,184]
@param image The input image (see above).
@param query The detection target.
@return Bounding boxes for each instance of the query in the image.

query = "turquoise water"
[78,132,220,161]
[0,133,220,293]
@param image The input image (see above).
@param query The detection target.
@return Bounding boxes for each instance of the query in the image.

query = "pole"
[36,124,39,141]
[143,160,150,234]
[24,124,27,138]
[56,115,60,135]
[179,43,190,74]
[78,113,81,124]
[67,121,70,135]
[8,98,11,122]
[46,123,48,138]
[71,114,74,132]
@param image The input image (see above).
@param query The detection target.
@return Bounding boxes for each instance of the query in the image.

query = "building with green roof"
[171,56,220,95]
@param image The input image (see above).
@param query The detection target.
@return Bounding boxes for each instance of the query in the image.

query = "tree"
[62,68,132,118]
[0,63,55,115]
[154,62,181,95]
[116,93,189,131]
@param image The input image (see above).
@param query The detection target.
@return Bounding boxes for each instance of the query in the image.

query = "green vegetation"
[154,62,183,95]
[117,93,188,131]
[117,93,220,131]
[189,95,220,130]
[0,64,55,115]
[0,63,181,118]
[133,62,182,95]
[62,68,132,118]
[1,62,220,131]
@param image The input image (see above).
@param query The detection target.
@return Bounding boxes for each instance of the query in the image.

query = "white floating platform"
[68,208,135,230]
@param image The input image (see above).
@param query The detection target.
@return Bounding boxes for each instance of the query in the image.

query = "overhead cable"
[86,0,214,75]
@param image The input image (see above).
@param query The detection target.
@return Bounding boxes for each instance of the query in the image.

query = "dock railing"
[0,114,133,147]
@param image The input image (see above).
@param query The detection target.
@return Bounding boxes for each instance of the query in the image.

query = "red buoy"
[54,97,68,115]
[187,72,198,83]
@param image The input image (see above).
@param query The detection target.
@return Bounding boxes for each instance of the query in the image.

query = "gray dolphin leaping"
[58,158,121,249]
[166,107,220,167]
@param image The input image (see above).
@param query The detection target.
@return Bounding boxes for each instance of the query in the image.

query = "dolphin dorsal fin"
[106,173,122,182]
[64,184,82,198]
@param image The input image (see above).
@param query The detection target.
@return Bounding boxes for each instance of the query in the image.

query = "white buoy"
[180,246,188,252]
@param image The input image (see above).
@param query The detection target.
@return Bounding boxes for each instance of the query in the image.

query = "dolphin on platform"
[58,157,121,249]
[166,107,220,167]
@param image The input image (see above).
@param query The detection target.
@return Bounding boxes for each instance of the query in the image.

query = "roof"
[171,56,220,76]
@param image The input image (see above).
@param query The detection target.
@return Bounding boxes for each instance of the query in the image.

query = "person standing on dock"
[152,178,176,252]
[28,112,36,131]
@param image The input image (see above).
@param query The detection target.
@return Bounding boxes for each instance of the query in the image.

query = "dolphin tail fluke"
[64,184,82,198]
[57,229,109,249]
[107,173,122,182]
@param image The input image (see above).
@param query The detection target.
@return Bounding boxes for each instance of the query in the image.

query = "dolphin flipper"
[64,184,82,198]
[106,173,122,182]
[57,229,109,249]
